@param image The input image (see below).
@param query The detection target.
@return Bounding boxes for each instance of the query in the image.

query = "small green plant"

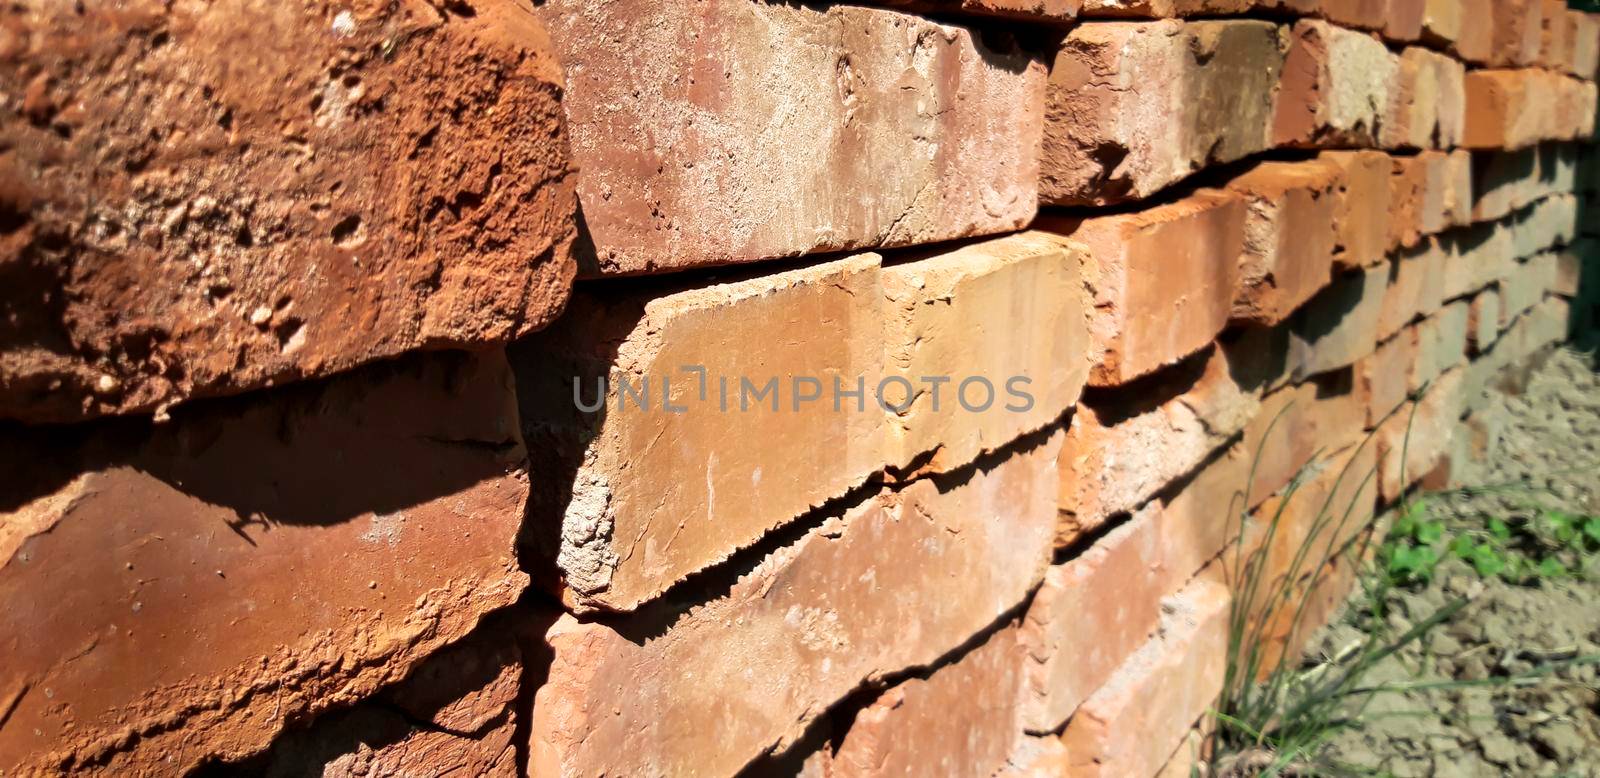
[1379,490,1600,588]
[1205,398,1600,777]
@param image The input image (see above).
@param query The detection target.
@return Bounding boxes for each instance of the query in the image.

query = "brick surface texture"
[3,1,1594,776]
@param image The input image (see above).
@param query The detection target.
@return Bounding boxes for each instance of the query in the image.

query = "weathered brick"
[1554,248,1587,298]
[1377,367,1464,500]
[868,0,1082,20]
[511,255,886,613]
[1444,149,1476,228]
[1360,327,1420,427]
[833,624,1026,778]
[1489,0,1545,66]
[1378,239,1447,342]
[0,0,576,424]
[0,352,529,774]
[1274,20,1400,149]
[1319,0,1388,31]
[542,0,1046,275]
[1511,194,1580,259]
[1229,159,1343,325]
[1414,300,1471,389]
[238,614,541,777]
[883,233,1090,474]
[1468,287,1502,351]
[1464,70,1595,150]
[1499,253,1560,327]
[1022,503,1169,733]
[1041,20,1286,205]
[1078,0,1315,15]
[1420,0,1462,48]
[1390,152,1451,249]
[1471,146,1540,223]
[1322,150,1395,270]
[1039,191,1245,386]
[530,433,1060,778]
[1441,221,1515,300]
[1289,263,1389,379]
[1059,578,1232,778]
[1383,48,1465,150]
[1247,370,1371,500]
[1058,346,1265,539]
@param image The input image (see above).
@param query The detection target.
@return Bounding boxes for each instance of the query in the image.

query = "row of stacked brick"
[2,0,1598,776]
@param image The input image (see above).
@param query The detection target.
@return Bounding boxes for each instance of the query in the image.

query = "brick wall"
[1,0,1596,775]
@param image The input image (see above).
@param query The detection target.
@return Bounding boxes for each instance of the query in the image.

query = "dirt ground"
[1311,346,1600,777]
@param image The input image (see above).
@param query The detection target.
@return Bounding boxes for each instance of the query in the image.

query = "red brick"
[1289,263,1390,379]
[1059,578,1232,778]
[530,434,1060,778]
[1252,441,1380,615]
[1058,346,1262,539]
[1471,146,1541,223]
[1041,20,1287,206]
[883,233,1091,474]
[1246,371,1371,501]
[541,0,1046,275]
[1039,190,1245,386]
[1274,21,1401,149]
[833,624,1027,778]
[0,0,576,424]
[0,352,529,774]
[515,257,886,612]
[1021,503,1170,732]
[1228,159,1343,325]
[1421,0,1462,48]
[1322,150,1395,270]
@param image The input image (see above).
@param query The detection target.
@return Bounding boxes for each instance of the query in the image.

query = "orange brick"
[1441,221,1515,300]
[1229,159,1343,325]
[1469,287,1503,351]
[1455,0,1494,64]
[1390,152,1450,249]
[1572,12,1600,77]
[1499,253,1561,327]
[1384,48,1465,150]
[1319,0,1388,31]
[1377,239,1447,342]
[1060,578,1232,778]
[1078,0,1315,14]
[1021,503,1170,733]
[1040,190,1245,387]
[1322,150,1395,270]
[531,434,1060,778]
[513,255,886,612]
[1541,0,1577,70]
[1489,0,1545,66]
[1414,300,1471,389]
[1385,0,1427,42]
[883,233,1090,474]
